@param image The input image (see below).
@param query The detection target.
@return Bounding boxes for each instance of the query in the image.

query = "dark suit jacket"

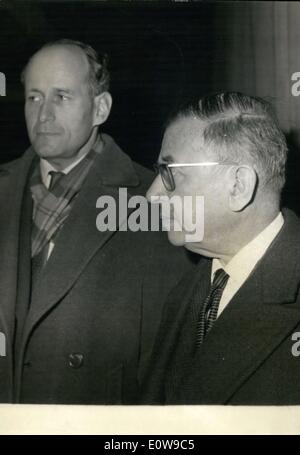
[0,134,193,404]
[142,209,300,405]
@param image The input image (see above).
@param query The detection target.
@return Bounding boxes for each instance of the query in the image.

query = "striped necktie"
[196,268,229,347]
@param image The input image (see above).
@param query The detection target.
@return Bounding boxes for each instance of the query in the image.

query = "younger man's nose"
[39,99,55,123]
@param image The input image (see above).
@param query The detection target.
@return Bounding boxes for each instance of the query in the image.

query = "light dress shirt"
[211,212,284,317]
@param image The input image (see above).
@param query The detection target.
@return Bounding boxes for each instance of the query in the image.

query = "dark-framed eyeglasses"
[153,161,225,192]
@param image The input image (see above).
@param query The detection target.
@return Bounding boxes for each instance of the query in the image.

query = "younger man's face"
[24,45,98,165]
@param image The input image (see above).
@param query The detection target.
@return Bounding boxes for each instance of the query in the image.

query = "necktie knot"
[211,268,230,292]
[48,170,65,190]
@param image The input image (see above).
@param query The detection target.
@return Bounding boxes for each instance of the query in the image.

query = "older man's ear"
[228,165,258,212]
[93,91,112,127]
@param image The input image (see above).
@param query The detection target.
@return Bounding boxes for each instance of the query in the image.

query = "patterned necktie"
[196,268,229,347]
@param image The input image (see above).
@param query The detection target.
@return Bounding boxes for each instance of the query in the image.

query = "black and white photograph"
[0,0,300,435]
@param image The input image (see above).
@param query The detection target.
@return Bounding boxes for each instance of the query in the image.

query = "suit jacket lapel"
[144,257,211,402]
[169,212,300,404]
[174,279,300,404]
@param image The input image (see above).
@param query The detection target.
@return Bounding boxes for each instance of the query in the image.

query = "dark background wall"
[0,0,299,214]
[0,1,215,166]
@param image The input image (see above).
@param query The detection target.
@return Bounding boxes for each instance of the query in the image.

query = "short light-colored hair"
[21,38,110,96]
[168,92,288,193]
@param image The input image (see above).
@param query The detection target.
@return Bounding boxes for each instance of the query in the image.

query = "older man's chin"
[166,230,200,249]
[166,233,206,256]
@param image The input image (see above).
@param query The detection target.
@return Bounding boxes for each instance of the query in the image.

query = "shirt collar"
[40,151,91,188]
[39,135,104,188]
[212,212,284,283]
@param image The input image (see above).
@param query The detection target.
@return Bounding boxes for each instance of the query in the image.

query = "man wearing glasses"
[143,91,300,405]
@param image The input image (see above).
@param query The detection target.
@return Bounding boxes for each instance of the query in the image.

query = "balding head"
[24,44,91,98]
[22,39,110,97]
[23,40,112,168]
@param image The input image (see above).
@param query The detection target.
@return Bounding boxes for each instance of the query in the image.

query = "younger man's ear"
[228,165,258,212]
[93,92,112,126]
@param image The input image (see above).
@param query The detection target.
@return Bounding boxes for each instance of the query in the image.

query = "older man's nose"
[146,175,167,202]
[39,99,55,123]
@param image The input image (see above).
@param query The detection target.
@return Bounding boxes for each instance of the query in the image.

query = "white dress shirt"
[40,152,88,188]
[211,212,284,317]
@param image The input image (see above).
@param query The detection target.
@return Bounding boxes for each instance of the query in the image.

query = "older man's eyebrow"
[159,155,174,164]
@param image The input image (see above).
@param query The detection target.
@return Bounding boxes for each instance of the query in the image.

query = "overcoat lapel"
[0,150,35,340]
[0,150,35,400]
[19,135,141,355]
[168,214,300,404]
[14,182,34,337]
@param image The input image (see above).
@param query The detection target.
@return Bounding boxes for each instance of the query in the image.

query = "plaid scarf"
[30,147,99,258]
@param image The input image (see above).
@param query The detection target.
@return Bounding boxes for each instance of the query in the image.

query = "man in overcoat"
[0,39,192,404]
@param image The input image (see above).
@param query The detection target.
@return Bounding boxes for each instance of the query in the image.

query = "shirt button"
[68,353,84,369]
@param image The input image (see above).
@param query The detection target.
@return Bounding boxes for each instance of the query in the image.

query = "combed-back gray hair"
[168,92,288,193]
[21,38,110,96]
